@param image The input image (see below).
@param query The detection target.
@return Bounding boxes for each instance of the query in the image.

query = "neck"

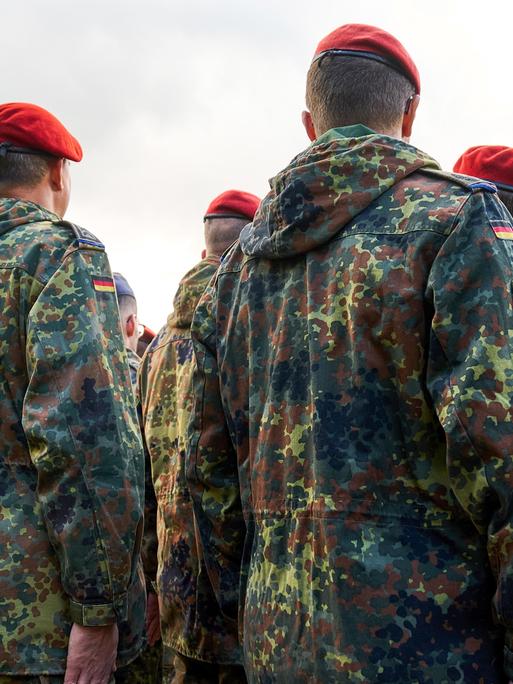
[0,184,61,217]
[204,248,223,259]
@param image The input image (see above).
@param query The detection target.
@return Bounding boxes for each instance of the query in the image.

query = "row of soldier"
[2,20,513,684]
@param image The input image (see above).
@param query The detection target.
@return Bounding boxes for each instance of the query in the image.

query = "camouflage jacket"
[0,200,145,676]
[138,257,242,664]
[127,347,141,389]
[187,126,513,683]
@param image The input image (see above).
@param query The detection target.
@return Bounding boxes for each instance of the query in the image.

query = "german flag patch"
[490,219,513,240]
[92,276,116,293]
[492,225,513,240]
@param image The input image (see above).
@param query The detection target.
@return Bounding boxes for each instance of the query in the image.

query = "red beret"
[313,24,420,95]
[453,145,513,190]
[204,189,261,221]
[0,102,82,162]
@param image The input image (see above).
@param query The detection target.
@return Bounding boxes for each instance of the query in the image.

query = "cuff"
[69,594,128,626]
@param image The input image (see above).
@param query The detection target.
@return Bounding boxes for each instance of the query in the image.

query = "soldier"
[113,272,142,387]
[138,190,260,684]
[112,271,163,684]
[186,24,513,683]
[0,103,145,684]
[454,145,513,214]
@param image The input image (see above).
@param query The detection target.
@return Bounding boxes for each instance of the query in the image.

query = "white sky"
[4,0,513,330]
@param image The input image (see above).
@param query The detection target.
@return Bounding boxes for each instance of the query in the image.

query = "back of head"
[113,272,139,353]
[453,145,513,215]
[203,189,261,256]
[0,102,82,215]
[0,152,52,193]
[305,24,419,137]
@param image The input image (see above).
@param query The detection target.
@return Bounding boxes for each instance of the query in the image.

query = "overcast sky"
[4,0,513,330]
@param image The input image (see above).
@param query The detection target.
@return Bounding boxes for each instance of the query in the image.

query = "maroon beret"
[453,145,513,191]
[0,102,82,161]
[313,24,420,95]
[204,189,261,221]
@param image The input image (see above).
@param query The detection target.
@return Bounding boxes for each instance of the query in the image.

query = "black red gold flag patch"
[492,225,513,240]
[92,276,116,293]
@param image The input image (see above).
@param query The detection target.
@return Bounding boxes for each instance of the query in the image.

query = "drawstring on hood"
[241,127,440,259]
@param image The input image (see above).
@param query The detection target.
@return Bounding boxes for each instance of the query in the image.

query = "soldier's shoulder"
[56,220,106,253]
[169,257,220,327]
[390,168,500,237]
[144,323,171,356]
[3,219,107,284]
[180,257,219,289]
[416,167,498,196]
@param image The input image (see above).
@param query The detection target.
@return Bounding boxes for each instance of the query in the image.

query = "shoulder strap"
[419,167,497,194]
[56,219,105,251]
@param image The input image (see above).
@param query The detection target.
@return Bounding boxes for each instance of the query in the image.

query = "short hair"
[204,217,249,256]
[117,293,137,319]
[498,189,513,217]
[305,55,415,135]
[0,152,52,190]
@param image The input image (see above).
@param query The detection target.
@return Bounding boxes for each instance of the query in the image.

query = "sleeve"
[185,281,246,623]
[22,244,144,626]
[425,191,513,676]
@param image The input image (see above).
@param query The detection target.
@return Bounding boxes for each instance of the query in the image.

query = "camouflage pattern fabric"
[138,257,242,666]
[187,125,513,683]
[127,346,142,388]
[116,345,163,684]
[0,199,145,676]
[123,344,158,591]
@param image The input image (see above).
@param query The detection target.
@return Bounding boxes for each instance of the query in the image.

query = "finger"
[78,667,110,684]
[64,665,81,684]
[78,666,112,684]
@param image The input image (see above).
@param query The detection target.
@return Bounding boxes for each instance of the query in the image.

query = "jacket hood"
[240,126,440,258]
[167,256,219,329]
[0,198,59,237]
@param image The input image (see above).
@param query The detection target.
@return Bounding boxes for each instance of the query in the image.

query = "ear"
[302,111,317,141]
[125,312,136,339]
[48,158,66,191]
[401,94,420,141]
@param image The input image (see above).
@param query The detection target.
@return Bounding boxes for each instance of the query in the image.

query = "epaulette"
[419,167,497,194]
[56,219,105,251]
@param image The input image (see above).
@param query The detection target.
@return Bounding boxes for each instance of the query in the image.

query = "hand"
[146,591,161,647]
[64,622,118,684]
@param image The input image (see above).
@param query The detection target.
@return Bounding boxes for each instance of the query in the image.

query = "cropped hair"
[117,293,137,319]
[0,152,52,190]
[305,54,415,135]
[204,216,249,256]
